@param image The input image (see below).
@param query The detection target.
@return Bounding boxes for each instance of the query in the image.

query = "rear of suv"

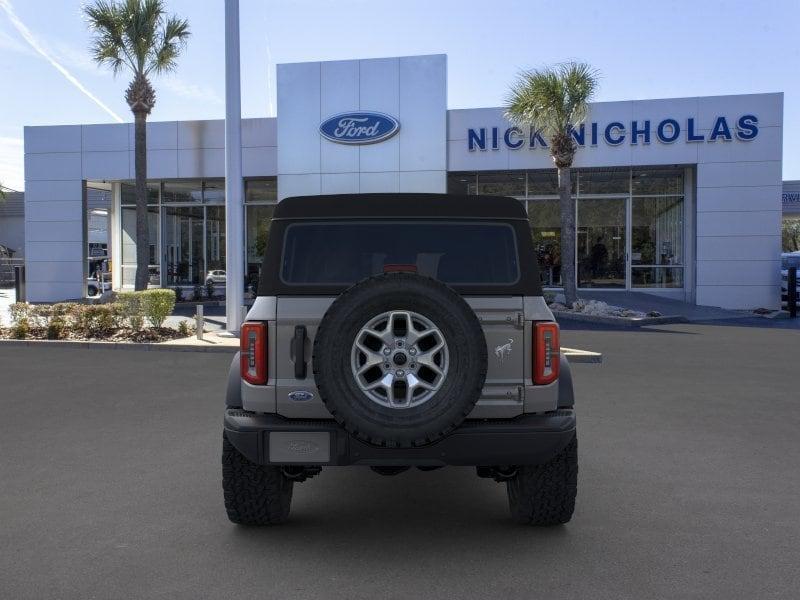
[223,193,577,526]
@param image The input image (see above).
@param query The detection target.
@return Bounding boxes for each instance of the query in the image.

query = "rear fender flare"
[226,352,242,409]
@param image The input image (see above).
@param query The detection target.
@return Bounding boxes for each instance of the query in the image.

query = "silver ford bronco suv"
[223,193,577,526]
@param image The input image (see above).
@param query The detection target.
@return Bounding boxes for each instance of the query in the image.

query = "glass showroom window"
[245,179,277,293]
[163,205,204,286]
[631,169,684,288]
[527,200,562,287]
[476,171,526,197]
[120,182,160,286]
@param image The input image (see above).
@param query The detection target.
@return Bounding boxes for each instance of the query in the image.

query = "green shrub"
[172,286,184,302]
[10,317,30,339]
[8,302,31,326]
[30,304,53,328]
[139,289,176,328]
[193,284,204,301]
[47,316,66,340]
[117,291,143,330]
[177,320,190,336]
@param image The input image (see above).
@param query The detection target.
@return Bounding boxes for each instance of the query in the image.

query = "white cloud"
[0,0,123,123]
[161,77,224,105]
[0,137,24,191]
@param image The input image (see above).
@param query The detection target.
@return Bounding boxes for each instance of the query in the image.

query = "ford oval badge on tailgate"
[288,390,314,402]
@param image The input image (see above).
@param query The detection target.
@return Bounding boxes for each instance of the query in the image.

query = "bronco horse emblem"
[494,338,514,363]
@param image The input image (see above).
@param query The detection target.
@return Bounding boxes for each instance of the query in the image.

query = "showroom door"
[577,197,628,289]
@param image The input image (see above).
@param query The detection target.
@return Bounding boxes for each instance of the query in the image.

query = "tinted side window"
[281,221,519,286]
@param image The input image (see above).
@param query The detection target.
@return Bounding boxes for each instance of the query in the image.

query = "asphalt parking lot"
[1,322,799,599]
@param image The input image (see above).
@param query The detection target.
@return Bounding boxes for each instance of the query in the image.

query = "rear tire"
[222,432,293,525]
[506,433,577,525]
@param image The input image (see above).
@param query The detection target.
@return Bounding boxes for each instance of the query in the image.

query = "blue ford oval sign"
[319,112,400,145]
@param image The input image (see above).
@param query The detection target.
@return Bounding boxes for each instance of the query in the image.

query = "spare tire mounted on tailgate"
[313,272,487,448]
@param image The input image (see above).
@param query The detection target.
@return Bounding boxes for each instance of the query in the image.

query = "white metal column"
[224,0,244,332]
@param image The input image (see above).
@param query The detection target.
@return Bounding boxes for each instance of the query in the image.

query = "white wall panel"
[277,61,321,175]
[696,285,778,310]
[83,151,129,180]
[25,153,82,181]
[24,282,84,303]
[144,149,179,179]
[83,123,130,152]
[696,210,781,237]
[279,173,321,199]
[25,220,82,243]
[243,147,277,177]
[696,185,781,212]
[24,125,81,153]
[242,118,276,148]
[697,93,782,128]
[399,171,445,193]
[24,180,83,202]
[697,161,782,189]
[25,241,83,262]
[177,148,225,178]
[697,235,781,261]
[359,172,399,193]
[25,261,84,283]
[320,60,359,174]
[697,260,780,286]
[359,57,400,173]
[129,121,179,150]
[25,200,82,222]
[321,172,359,195]
[398,54,446,172]
[177,120,225,149]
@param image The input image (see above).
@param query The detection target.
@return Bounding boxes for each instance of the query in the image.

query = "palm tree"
[85,0,190,290]
[505,62,599,306]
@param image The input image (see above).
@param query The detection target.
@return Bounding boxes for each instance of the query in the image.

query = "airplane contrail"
[0,0,124,123]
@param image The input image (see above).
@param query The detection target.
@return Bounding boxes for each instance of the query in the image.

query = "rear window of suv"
[280,221,520,286]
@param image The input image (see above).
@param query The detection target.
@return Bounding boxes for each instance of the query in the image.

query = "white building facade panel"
[22,54,784,309]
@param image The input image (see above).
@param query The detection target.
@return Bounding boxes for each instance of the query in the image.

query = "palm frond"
[84,0,189,80]
[146,15,190,74]
[505,61,600,139]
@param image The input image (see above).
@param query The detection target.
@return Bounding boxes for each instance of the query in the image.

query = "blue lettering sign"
[709,116,732,141]
[631,120,650,145]
[656,118,681,143]
[319,112,399,145]
[466,113,758,151]
[736,114,758,140]
[530,129,547,148]
[686,118,704,142]
[604,122,626,145]
[569,124,586,146]
[504,127,524,149]
[468,128,486,151]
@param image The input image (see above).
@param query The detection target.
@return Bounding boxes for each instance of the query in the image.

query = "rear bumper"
[224,409,576,467]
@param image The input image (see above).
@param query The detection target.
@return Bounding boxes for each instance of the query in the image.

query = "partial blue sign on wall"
[467,115,759,151]
[320,112,400,145]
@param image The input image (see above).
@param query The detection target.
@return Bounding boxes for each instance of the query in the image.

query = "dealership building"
[23,54,784,308]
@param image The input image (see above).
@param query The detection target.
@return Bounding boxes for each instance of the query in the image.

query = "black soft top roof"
[272,193,528,220]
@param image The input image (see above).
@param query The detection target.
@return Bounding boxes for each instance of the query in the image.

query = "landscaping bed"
[545,294,687,327]
[0,289,194,343]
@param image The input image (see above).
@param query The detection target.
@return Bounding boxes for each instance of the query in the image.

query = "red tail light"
[240,322,267,385]
[533,322,560,385]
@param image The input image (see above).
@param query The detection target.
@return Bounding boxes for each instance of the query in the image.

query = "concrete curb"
[552,310,689,327]
[0,338,237,353]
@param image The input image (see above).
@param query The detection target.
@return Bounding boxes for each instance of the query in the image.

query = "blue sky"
[0,0,797,190]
